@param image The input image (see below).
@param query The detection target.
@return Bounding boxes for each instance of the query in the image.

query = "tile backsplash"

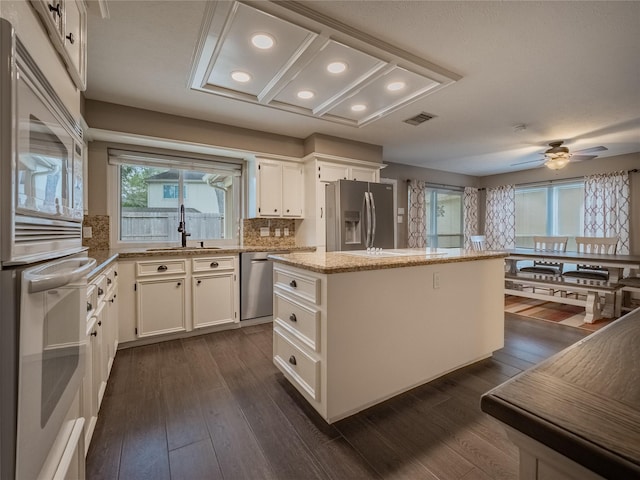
[82,215,110,250]
[243,218,296,248]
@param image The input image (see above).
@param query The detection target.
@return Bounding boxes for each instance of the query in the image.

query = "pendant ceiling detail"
[189,1,461,127]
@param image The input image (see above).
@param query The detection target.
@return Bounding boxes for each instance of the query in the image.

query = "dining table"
[505,248,640,319]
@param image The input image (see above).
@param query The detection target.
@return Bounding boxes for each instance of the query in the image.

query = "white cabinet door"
[257,160,282,217]
[137,277,186,337]
[63,0,86,87]
[318,162,349,182]
[104,289,118,375]
[192,272,236,328]
[92,303,107,410]
[350,166,379,182]
[82,329,95,455]
[282,163,303,217]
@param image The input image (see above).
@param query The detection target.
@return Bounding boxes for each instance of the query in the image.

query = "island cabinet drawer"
[105,265,118,292]
[274,266,320,305]
[192,256,235,272]
[136,259,187,277]
[274,293,320,352]
[274,327,320,401]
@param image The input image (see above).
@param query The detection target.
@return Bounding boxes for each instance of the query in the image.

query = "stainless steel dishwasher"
[240,251,279,321]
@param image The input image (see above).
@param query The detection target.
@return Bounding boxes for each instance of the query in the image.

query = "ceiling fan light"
[544,155,571,170]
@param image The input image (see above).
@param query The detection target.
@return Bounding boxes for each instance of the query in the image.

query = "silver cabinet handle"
[157,265,168,272]
[98,287,104,296]
[210,262,219,268]
[87,302,92,312]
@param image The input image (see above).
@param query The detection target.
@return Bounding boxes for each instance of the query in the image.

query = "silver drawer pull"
[86,302,92,312]
[157,265,168,272]
[289,280,297,288]
[289,355,297,366]
[98,287,104,296]
[107,278,112,285]
[289,313,297,322]
[210,262,219,268]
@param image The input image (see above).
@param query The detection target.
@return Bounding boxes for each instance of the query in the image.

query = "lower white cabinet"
[193,272,236,328]
[116,255,239,342]
[83,262,119,454]
[137,276,186,337]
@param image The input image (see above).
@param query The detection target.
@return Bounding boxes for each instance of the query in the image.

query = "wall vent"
[403,112,436,126]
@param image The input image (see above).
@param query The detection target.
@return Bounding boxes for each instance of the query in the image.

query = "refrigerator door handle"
[370,191,377,246]
[364,192,372,248]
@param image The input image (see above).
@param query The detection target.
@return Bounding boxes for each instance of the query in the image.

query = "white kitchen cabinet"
[30,0,87,90]
[282,163,304,217]
[318,162,349,182]
[92,301,107,412]
[104,265,118,374]
[250,158,304,218]
[257,160,282,217]
[137,276,186,337]
[192,255,238,328]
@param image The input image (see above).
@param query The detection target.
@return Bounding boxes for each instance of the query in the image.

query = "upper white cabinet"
[30,0,87,90]
[250,158,304,218]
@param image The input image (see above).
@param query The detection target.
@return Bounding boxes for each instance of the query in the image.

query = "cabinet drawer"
[192,256,235,272]
[274,266,320,305]
[274,327,320,401]
[86,284,97,321]
[94,274,107,300]
[274,293,320,352]
[105,265,118,292]
[136,259,187,277]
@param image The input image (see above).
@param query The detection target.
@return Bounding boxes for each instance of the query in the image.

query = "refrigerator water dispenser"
[344,211,361,244]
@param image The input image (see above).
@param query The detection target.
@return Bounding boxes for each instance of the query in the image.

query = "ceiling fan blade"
[573,145,607,155]
[571,155,598,162]
[511,159,544,166]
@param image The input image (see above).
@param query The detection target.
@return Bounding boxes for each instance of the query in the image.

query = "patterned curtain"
[463,187,479,249]
[584,171,630,254]
[407,180,427,248]
[485,185,515,250]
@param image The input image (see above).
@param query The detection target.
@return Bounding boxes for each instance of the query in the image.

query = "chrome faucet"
[177,204,190,247]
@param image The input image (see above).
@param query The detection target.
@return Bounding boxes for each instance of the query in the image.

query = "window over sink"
[109,148,242,247]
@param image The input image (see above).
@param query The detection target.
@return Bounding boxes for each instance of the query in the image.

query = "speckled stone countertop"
[85,245,315,279]
[268,248,508,274]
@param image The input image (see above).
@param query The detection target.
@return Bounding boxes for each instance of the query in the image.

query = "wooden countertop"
[268,248,508,274]
[481,308,640,478]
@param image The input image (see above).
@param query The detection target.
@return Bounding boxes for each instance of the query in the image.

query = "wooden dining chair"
[519,236,568,275]
[470,235,486,251]
[562,236,619,280]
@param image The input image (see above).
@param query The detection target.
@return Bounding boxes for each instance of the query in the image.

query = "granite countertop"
[85,245,315,279]
[481,308,640,479]
[268,248,508,274]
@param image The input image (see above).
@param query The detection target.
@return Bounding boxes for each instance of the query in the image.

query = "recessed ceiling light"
[297,90,315,99]
[351,104,366,112]
[251,33,274,50]
[387,81,406,91]
[327,61,347,74]
[231,71,251,83]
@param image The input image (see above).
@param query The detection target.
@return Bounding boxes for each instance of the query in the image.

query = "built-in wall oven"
[0,18,88,480]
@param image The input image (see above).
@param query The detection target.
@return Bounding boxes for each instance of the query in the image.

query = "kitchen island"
[268,248,508,423]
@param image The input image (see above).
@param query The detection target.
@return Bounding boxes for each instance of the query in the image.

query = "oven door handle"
[27,258,97,293]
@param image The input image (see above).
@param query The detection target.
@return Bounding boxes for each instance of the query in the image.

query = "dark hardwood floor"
[86,313,588,480]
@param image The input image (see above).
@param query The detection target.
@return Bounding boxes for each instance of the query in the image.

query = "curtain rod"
[408,169,638,191]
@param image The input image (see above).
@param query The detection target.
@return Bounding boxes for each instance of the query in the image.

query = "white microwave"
[0,19,85,265]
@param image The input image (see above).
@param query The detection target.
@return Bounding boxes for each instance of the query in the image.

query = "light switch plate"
[83,226,92,238]
[397,215,403,224]
[284,227,290,236]
[398,207,405,215]
[260,227,270,237]
[275,228,281,237]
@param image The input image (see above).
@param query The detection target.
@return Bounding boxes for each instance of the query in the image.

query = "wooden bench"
[505,272,620,323]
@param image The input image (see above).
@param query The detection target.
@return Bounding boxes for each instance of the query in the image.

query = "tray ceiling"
[189,1,458,127]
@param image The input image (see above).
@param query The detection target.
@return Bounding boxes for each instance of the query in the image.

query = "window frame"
[424,186,464,248]
[108,148,242,249]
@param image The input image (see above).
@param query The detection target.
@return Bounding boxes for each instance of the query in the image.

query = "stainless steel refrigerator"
[326,180,395,251]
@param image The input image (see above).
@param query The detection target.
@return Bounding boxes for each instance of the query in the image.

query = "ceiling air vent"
[403,112,436,126]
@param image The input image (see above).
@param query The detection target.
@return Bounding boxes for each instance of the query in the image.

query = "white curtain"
[485,185,515,250]
[407,180,427,248]
[584,171,630,254]
[463,187,479,249]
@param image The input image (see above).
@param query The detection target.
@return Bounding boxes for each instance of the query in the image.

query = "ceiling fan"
[512,141,608,170]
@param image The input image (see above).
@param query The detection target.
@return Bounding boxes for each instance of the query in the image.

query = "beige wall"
[382,153,639,253]
[303,133,383,163]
